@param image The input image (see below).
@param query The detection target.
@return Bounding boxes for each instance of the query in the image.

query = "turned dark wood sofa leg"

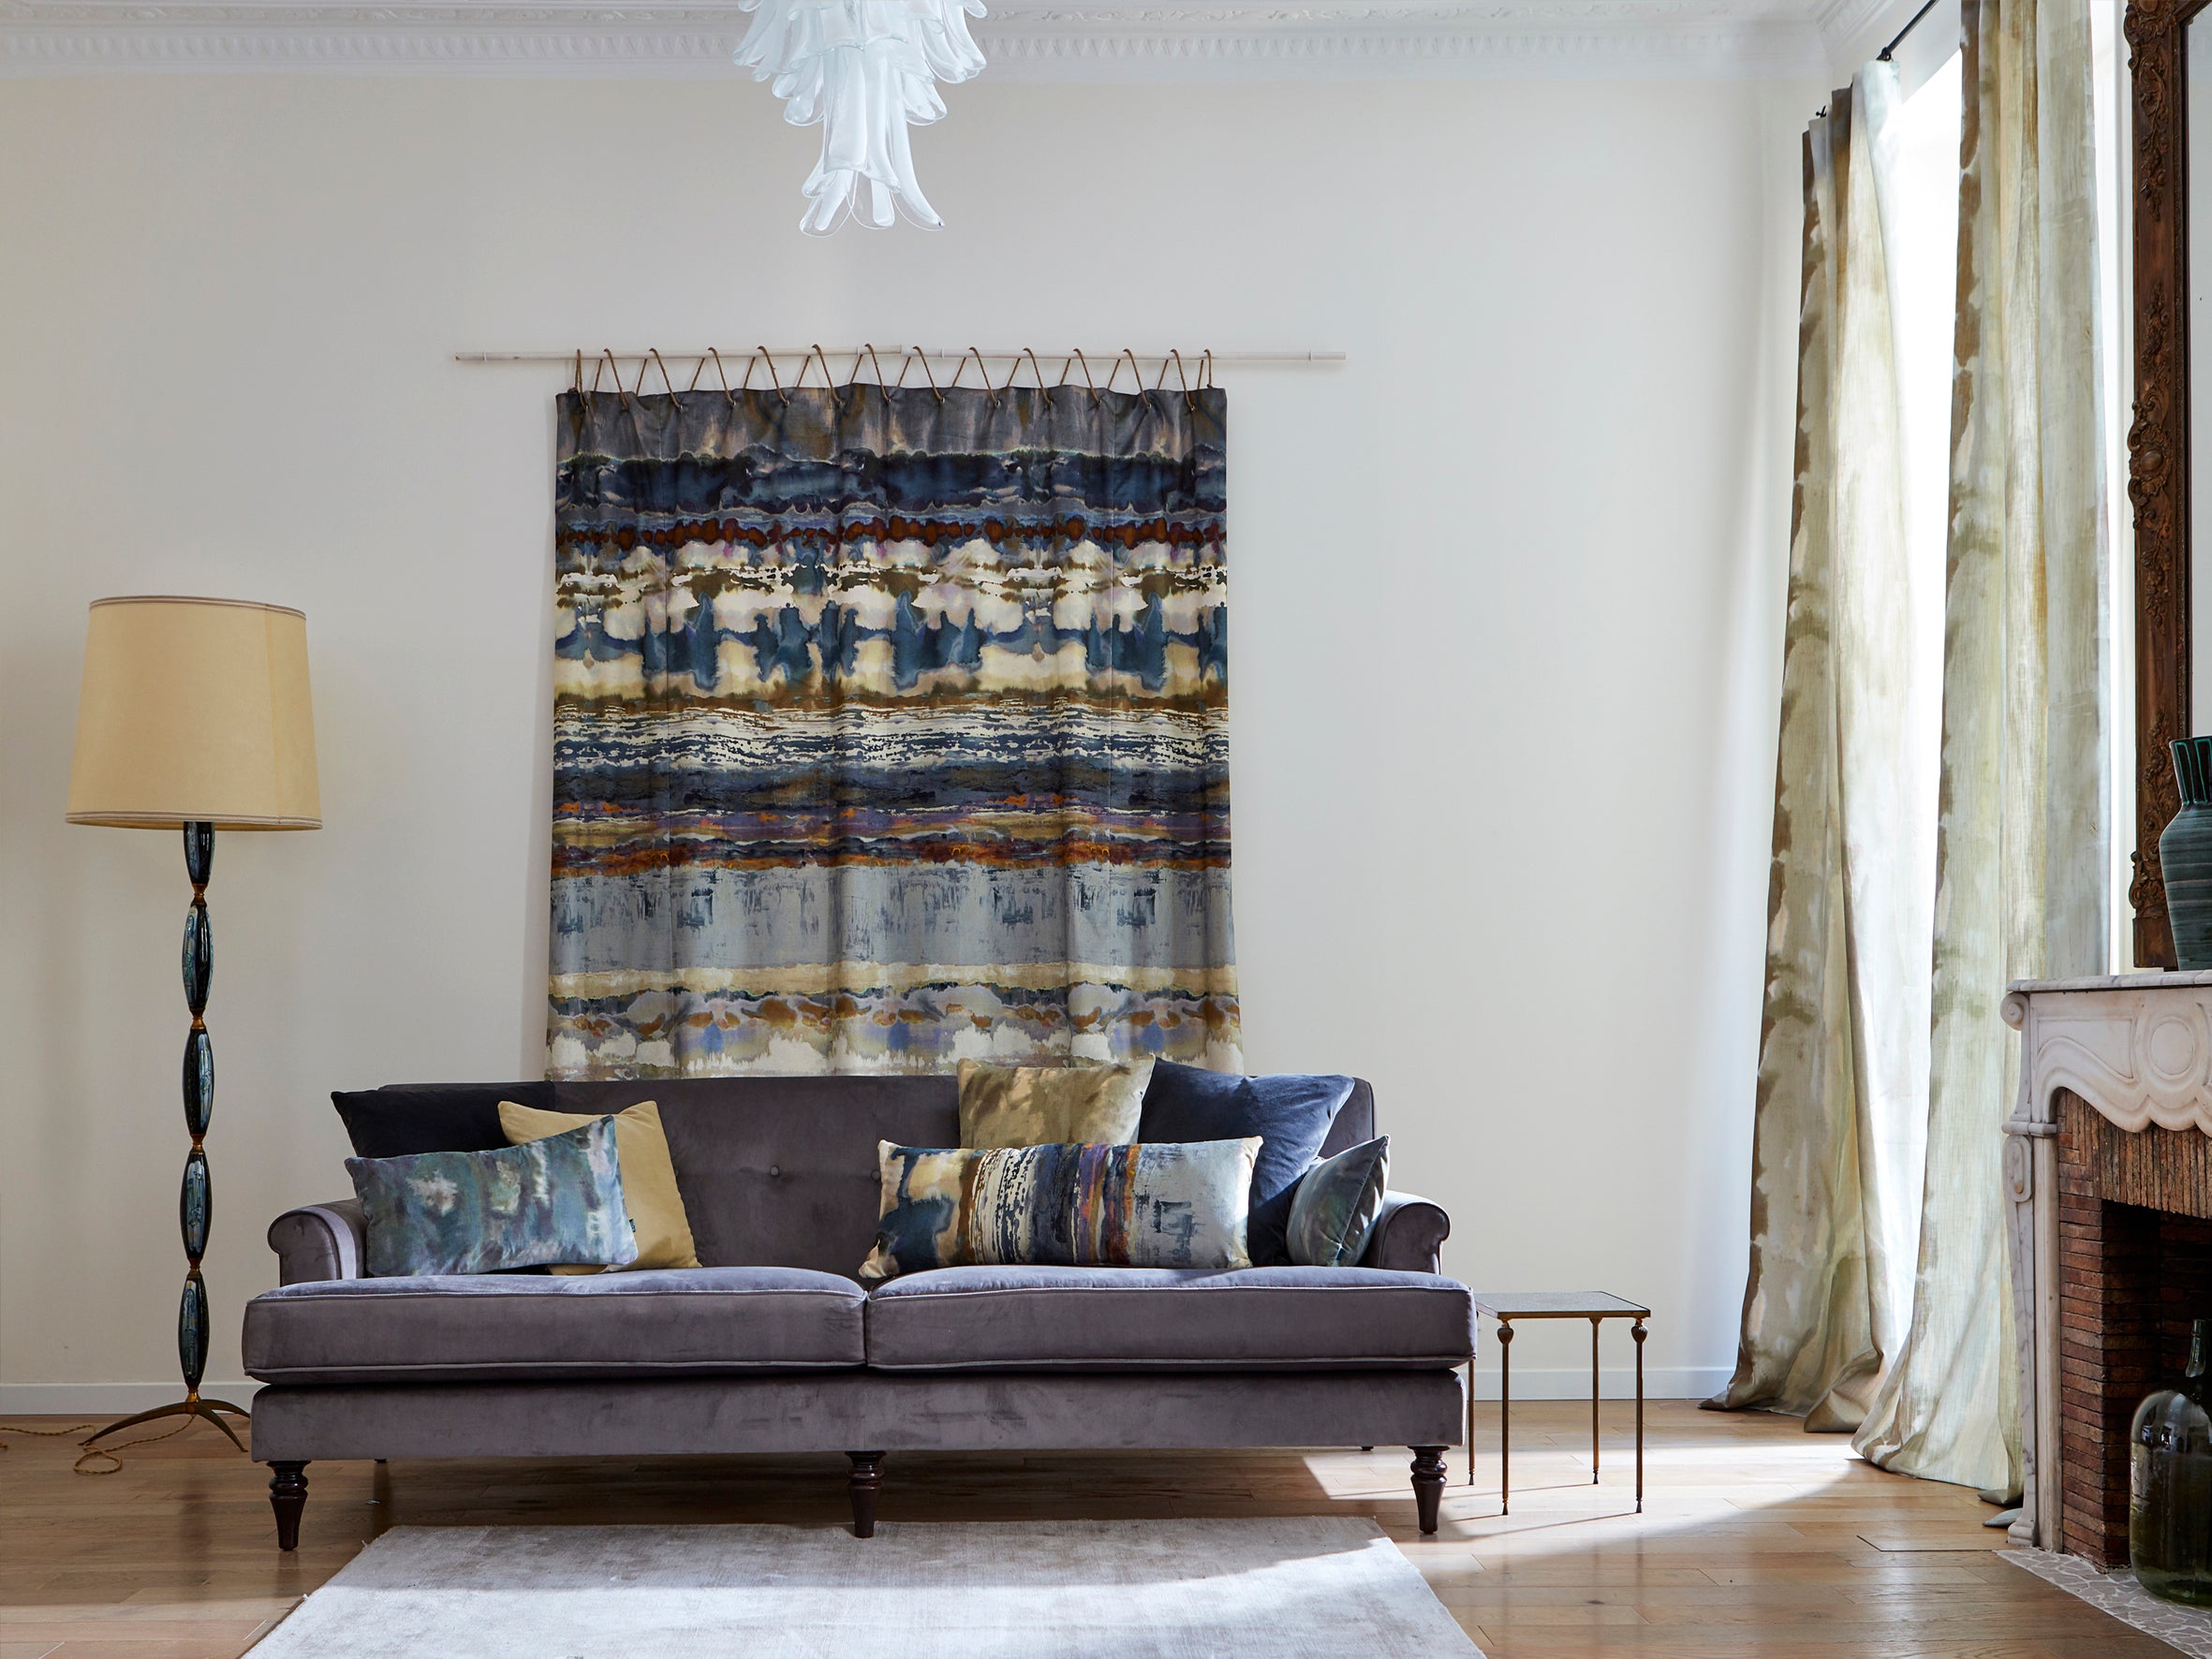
[269,1461,309,1551]
[1409,1446,1447,1534]
[847,1451,886,1538]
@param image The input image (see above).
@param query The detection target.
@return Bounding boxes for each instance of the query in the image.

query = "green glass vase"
[2131,1317,2212,1606]
[2160,739,2212,969]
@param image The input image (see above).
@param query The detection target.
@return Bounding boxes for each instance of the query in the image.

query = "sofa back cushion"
[372,1073,1378,1278]
[1320,1079,1375,1158]
[551,1076,963,1275]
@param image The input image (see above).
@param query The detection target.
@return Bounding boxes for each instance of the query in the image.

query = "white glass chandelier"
[735,1,987,236]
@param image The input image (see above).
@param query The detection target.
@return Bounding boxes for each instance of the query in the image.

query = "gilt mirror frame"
[2130,0,2203,968]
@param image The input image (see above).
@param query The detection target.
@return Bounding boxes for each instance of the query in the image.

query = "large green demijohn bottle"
[2131,1317,2212,1605]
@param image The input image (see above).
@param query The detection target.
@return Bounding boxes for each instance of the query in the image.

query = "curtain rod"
[455,349,1345,365]
[1877,0,1941,59]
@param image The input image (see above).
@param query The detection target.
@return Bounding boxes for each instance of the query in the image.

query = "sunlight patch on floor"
[1305,1406,1995,1565]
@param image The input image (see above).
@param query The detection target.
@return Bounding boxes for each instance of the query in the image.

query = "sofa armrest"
[1361,1190,1451,1274]
[269,1199,365,1285]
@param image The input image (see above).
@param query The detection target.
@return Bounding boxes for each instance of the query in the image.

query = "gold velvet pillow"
[498,1099,700,1274]
[956,1060,1152,1150]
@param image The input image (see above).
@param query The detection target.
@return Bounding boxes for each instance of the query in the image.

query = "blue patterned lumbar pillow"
[1286,1136,1391,1268]
[1136,1062,1355,1266]
[859,1138,1261,1283]
[347,1117,637,1277]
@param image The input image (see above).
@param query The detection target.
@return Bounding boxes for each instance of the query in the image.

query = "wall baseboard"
[3,1372,1731,1415]
[0,1381,263,1416]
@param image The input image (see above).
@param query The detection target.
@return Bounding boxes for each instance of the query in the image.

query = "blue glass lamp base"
[81,823,249,1455]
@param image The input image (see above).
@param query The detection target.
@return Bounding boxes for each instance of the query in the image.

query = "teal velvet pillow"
[347,1117,637,1277]
[859,1138,1261,1283]
[1286,1136,1390,1268]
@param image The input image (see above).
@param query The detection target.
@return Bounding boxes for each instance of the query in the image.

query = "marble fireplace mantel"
[2003,971,2212,1557]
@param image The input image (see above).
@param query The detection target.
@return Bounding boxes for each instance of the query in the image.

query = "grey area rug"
[247,1519,1482,1658]
[2007,1547,2212,1657]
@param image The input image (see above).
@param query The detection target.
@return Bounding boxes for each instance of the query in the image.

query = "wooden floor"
[0,1399,2181,1657]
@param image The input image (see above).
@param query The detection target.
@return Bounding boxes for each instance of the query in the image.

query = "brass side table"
[1470,1291,1648,1515]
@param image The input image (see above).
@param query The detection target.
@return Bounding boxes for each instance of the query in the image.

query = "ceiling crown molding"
[0,0,1829,81]
[1814,0,1893,51]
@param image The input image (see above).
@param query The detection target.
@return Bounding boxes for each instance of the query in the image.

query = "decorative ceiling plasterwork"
[0,0,1832,79]
[1807,0,1900,66]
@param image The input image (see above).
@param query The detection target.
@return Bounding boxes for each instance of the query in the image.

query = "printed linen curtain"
[1718,0,2107,1497]
[1709,66,1935,1435]
[546,381,1242,1077]
[1852,0,2106,1491]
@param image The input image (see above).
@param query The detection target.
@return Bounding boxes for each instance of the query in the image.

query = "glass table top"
[1468,1291,1650,1318]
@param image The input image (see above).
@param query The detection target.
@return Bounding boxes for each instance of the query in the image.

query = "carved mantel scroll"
[2003,976,2212,1133]
[2001,972,2212,1552]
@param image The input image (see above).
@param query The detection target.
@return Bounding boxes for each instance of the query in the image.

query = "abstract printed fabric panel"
[548,384,1241,1076]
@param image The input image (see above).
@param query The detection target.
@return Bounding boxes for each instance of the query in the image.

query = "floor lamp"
[66,595,320,1451]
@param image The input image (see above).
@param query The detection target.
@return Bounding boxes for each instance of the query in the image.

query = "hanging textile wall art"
[546,371,1241,1077]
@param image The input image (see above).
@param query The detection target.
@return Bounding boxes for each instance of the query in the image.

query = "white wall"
[0,71,1814,1406]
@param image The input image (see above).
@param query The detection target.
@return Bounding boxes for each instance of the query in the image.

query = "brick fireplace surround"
[2005,972,2212,1564]
[2053,1093,2212,1564]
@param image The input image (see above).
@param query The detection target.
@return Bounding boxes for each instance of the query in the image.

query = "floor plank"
[0,1401,2175,1657]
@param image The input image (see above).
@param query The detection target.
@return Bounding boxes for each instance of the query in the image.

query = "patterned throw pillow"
[347,1117,638,1277]
[956,1059,1152,1149]
[1286,1136,1391,1268]
[859,1137,1261,1283]
[498,1099,701,1274]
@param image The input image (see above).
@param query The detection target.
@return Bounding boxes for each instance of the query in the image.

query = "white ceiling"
[0,0,1895,81]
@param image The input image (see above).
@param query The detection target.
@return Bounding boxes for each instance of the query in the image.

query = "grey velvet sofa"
[244,1074,1471,1549]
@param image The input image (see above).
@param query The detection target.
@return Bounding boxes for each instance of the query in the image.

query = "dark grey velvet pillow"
[1136,1062,1354,1265]
[332,1081,555,1159]
[1287,1136,1390,1268]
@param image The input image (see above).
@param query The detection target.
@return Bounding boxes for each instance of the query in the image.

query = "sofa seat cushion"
[243,1267,865,1384]
[863,1265,1474,1372]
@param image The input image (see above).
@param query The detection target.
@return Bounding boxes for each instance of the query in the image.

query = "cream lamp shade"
[66,596,320,830]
